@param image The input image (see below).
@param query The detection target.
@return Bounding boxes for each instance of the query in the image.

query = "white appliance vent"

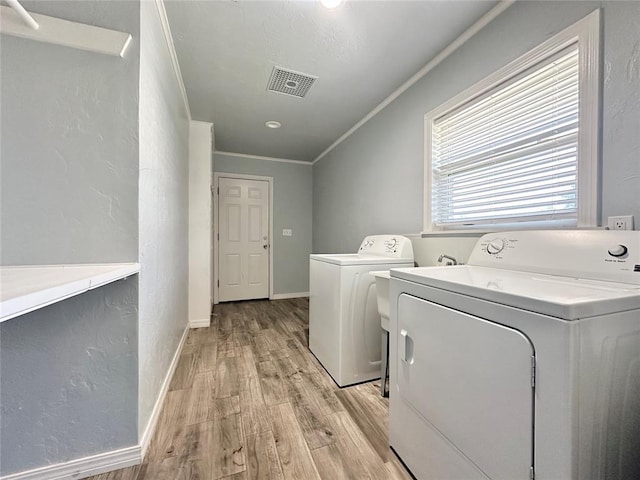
[267,66,317,98]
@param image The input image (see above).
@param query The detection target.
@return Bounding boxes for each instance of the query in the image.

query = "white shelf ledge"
[0,5,132,57]
[0,263,140,323]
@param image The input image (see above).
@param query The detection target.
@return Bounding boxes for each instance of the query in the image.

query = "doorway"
[214,173,273,303]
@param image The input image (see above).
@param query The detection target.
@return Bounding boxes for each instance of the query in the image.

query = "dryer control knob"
[608,244,628,257]
[486,239,505,255]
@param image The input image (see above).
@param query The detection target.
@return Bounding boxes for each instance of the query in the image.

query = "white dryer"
[389,230,640,480]
[309,235,414,387]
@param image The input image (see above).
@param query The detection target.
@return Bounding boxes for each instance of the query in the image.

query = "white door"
[218,177,269,302]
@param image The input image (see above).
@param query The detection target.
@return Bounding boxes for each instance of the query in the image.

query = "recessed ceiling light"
[321,0,343,9]
[265,121,281,129]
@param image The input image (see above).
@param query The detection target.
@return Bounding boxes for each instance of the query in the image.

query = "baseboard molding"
[0,445,140,480]
[139,323,190,458]
[271,292,309,300]
[189,317,210,328]
[1,323,191,480]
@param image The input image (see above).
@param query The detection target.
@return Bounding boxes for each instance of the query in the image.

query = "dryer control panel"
[469,231,640,285]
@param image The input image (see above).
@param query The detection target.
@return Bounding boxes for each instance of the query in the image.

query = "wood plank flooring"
[88,298,413,480]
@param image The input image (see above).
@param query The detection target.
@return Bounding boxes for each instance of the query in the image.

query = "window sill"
[420,230,492,238]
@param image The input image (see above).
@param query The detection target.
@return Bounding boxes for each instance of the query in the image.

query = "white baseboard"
[271,292,309,300]
[139,323,190,458]
[1,324,191,480]
[0,445,140,480]
[189,317,210,328]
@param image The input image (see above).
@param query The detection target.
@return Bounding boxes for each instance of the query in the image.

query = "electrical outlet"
[282,228,292,237]
[607,215,634,231]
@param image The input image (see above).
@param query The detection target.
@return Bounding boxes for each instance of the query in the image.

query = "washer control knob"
[608,244,628,257]
[486,239,505,255]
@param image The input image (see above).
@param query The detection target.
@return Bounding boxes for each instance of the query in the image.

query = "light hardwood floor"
[89,298,413,480]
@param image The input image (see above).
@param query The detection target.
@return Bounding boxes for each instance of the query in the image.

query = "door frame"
[213,172,274,304]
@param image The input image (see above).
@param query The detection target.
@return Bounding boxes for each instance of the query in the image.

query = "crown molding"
[154,0,191,120]
[215,151,311,166]
[312,0,515,165]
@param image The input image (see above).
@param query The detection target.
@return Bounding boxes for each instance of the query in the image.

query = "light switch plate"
[282,228,292,236]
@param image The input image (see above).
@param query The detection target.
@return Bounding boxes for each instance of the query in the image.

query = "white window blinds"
[431,46,580,228]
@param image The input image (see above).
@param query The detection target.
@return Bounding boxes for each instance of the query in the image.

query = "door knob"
[263,244,269,249]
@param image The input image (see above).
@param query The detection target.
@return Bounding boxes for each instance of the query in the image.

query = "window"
[424,10,600,232]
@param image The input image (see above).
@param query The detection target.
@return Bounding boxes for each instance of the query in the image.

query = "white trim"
[139,323,190,458]
[191,120,213,128]
[154,0,191,119]
[576,9,601,227]
[211,126,216,306]
[215,150,310,166]
[0,445,140,480]
[213,173,274,304]
[423,103,434,232]
[423,9,601,232]
[271,292,309,300]
[188,121,214,329]
[213,174,219,305]
[311,0,515,165]
[189,318,210,328]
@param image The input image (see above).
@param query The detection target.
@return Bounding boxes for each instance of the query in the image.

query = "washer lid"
[392,265,640,320]
[310,253,414,266]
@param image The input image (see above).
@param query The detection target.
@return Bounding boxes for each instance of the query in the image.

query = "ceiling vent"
[267,66,317,99]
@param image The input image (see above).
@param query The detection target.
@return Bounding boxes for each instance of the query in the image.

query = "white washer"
[309,235,414,387]
[389,230,640,480]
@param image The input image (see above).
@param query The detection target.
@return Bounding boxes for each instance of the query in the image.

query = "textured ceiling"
[164,0,498,162]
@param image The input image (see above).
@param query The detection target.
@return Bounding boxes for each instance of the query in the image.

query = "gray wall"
[0,1,141,476]
[0,0,140,265]
[0,0,191,475]
[313,1,640,255]
[0,278,138,476]
[214,153,313,295]
[138,1,191,435]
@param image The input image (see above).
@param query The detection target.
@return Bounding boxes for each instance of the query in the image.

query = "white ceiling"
[164,0,498,162]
